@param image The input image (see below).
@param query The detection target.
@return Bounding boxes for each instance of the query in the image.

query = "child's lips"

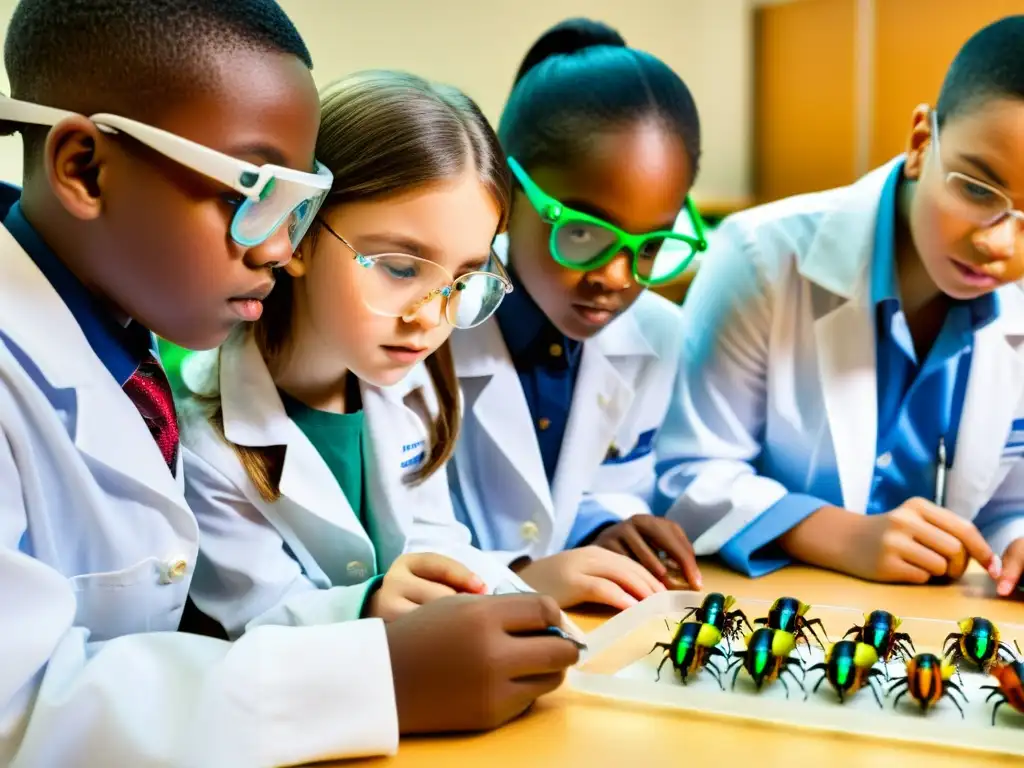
[572,302,621,326]
[949,257,1000,288]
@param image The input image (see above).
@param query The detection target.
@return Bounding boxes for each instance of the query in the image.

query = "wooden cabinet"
[755,0,1024,204]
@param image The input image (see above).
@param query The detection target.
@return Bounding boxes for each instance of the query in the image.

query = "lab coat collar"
[797,158,904,300]
[454,300,656,379]
[185,329,431,449]
[0,224,185,501]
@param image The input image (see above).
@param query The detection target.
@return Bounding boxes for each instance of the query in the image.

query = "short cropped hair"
[4,0,312,163]
[936,15,1024,127]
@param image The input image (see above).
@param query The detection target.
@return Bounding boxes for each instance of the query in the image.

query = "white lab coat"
[657,159,1024,559]
[450,242,685,561]
[179,331,527,637]
[0,227,398,766]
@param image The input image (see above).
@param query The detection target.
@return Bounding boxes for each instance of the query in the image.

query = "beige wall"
[0,0,753,206]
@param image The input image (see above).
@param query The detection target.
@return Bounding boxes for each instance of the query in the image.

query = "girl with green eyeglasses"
[448,18,706,611]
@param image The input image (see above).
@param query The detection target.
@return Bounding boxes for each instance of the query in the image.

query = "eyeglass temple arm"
[0,95,117,133]
[508,157,555,211]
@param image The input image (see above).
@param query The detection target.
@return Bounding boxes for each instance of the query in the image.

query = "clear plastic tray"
[568,591,1024,757]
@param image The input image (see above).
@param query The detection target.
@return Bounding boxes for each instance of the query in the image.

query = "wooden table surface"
[340,562,1023,768]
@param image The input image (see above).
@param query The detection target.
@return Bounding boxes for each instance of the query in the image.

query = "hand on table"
[385,593,580,734]
[367,552,486,622]
[846,498,1000,583]
[591,515,703,589]
[516,546,664,610]
[996,537,1024,597]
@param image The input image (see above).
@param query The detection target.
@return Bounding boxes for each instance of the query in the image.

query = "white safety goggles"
[0,95,333,250]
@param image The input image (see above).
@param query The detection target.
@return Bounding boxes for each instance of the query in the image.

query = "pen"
[935,436,948,508]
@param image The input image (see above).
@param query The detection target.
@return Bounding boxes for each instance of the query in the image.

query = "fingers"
[585,548,664,599]
[911,499,996,571]
[406,554,486,594]
[643,518,703,589]
[507,637,580,678]
[905,515,963,562]
[373,595,419,622]
[400,578,459,606]
[577,575,642,610]
[945,545,970,580]
[883,556,933,585]
[893,535,948,578]
[511,671,569,691]
[616,524,668,578]
[997,544,1023,597]
[495,593,565,633]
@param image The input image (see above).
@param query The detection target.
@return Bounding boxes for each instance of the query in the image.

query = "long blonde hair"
[215,70,511,502]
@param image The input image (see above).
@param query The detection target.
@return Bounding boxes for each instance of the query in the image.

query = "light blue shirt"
[721,161,999,576]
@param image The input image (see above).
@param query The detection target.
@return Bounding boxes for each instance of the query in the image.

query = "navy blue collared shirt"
[719,160,999,576]
[0,184,150,384]
[495,269,623,546]
[495,270,584,483]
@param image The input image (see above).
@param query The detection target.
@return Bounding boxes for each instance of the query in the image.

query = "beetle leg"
[944,689,966,719]
[991,698,1007,726]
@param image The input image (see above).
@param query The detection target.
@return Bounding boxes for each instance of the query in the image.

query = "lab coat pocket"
[590,430,657,496]
[69,556,189,640]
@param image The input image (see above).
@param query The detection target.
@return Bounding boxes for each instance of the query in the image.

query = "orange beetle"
[888,653,967,718]
[981,640,1024,726]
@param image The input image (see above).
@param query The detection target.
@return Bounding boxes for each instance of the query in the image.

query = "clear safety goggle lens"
[230,161,333,249]
[356,252,510,329]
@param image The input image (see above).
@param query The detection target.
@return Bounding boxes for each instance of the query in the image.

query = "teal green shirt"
[280,387,385,618]
[279,390,367,525]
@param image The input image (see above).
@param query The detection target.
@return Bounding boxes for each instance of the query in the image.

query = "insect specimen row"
[648,593,1024,726]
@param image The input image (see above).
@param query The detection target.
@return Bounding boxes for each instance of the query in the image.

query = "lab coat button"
[876,452,893,469]
[520,521,540,542]
[346,560,367,579]
[161,558,188,584]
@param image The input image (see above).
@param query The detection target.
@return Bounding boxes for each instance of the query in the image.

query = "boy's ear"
[44,116,108,221]
[903,103,933,182]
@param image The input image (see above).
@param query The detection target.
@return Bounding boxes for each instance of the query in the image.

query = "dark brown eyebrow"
[958,153,1008,189]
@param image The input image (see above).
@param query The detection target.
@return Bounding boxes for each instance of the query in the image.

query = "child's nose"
[974,214,1023,261]
[245,225,294,270]
[587,250,633,290]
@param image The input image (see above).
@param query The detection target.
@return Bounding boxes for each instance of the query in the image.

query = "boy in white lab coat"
[0,2,576,766]
[657,16,1024,597]
[449,18,705,607]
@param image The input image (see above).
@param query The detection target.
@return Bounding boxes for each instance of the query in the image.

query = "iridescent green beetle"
[943,617,1016,675]
[728,627,805,697]
[807,640,885,706]
[649,621,728,689]
[754,596,828,652]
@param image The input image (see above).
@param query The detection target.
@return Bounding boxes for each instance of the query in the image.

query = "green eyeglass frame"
[508,157,708,286]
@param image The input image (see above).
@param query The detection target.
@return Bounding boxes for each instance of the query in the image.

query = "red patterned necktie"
[122,352,179,475]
